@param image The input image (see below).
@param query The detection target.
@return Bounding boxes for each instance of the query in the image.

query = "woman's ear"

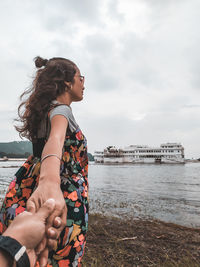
[64,81,72,90]
[64,81,70,87]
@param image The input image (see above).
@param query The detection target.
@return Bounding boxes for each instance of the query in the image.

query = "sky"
[0,0,200,158]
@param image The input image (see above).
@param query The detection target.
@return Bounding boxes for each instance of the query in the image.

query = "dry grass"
[82,214,200,267]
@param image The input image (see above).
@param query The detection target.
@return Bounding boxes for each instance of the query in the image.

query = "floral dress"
[0,105,89,267]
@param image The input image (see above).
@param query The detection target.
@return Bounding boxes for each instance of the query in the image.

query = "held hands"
[3,199,57,267]
[26,180,67,266]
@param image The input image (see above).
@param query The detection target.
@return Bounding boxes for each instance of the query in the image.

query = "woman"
[0,56,89,267]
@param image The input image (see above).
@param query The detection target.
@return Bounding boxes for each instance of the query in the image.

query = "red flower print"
[15,206,25,216]
[8,180,16,190]
[76,131,82,141]
[18,200,25,207]
[21,177,33,187]
[58,259,70,267]
[57,245,72,257]
[68,191,78,201]
[22,188,32,198]
[75,201,81,207]
[63,191,69,198]
[0,222,4,233]
[6,187,16,198]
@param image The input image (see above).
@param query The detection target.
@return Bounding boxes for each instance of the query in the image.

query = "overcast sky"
[0,0,200,158]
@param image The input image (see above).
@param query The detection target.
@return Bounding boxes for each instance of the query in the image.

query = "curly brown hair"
[15,56,77,141]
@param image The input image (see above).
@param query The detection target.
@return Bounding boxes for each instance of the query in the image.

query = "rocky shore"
[82,214,200,267]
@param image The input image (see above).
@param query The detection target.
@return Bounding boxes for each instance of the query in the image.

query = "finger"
[45,204,66,232]
[36,198,56,221]
[38,247,49,267]
[26,199,36,213]
[47,227,57,239]
[45,216,63,245]
[53,217,62,228]
[48,209,66,239]
[47,238,57,251]
[46,211,60,230]
[35,237,47,255]
[60,206,67,228]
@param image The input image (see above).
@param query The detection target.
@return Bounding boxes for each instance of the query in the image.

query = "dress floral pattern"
[0,125,89,267]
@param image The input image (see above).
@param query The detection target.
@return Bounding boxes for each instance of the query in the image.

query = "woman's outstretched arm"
[26,114,68,266]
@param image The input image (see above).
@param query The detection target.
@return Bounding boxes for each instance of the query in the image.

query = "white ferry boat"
[94,143,185,164]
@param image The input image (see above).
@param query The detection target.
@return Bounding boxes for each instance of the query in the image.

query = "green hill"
[0,141,94,160]
[0,141,32,158]
[0,141,32,154]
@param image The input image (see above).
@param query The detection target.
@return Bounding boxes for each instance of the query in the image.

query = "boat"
[0,156,8,161]
[94,143,185,164]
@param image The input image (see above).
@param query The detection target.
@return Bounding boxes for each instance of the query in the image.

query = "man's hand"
[3,198,56,267]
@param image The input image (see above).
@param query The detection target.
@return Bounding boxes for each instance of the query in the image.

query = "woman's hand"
[27,179,66,219]
[26,180,67,266]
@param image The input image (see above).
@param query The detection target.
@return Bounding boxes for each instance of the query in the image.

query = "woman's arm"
[26,114,68,266]
[27,114,68,212]
[27,113,68,214]
[39,114,68,184]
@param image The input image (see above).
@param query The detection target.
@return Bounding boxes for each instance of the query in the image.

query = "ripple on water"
[0,163,200,227]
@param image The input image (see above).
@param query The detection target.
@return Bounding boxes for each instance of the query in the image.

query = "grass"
[82,214,200,267]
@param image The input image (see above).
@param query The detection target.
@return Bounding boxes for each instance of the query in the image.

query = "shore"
[82,214,200,267]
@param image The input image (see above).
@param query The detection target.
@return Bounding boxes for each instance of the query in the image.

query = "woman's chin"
[73,96,83,102]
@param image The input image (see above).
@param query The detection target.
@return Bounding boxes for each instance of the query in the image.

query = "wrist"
[0,235,30,267]
[0,248,14,267]
[39,175,61,185]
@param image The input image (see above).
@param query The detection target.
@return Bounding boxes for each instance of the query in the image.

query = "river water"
[0,161,200,228]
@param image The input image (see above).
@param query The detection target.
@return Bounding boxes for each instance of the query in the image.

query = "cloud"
[0,0,200,158]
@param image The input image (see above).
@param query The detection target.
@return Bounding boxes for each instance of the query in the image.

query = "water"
[88,163,200,228]
[0,161,21,198]
[0,161,200,228]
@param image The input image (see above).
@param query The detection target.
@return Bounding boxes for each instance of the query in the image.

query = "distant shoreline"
[0,158,199,167]
[0,166,22,168]
[92,160,200,165]
[0,158,26,161]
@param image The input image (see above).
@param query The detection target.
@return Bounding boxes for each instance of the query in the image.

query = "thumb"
[26,199,36,213]
[36,198,56,221]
